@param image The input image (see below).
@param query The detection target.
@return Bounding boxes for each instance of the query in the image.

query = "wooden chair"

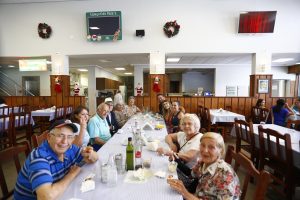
[202,107,225,139]
[234,118,259,168]
[0,106,10,116]
[31,130,49,148]
[53,106,65,121]
[258,125,294,200]
[64,105,73,120]
[0,141,31,200]
[286,118,300,131]
[251,107,270,124]
[12,111,32,145]
[225,145,271,200]
[0,114,14,151]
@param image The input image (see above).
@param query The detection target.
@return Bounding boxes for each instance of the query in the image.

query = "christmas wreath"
[38,23,52,39]
[163,20,180,38]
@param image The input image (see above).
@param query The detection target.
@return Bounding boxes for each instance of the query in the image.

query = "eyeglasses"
[51,133,75,141]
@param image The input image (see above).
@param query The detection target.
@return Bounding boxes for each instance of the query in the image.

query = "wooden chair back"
[225,145,271,200]
[0,141,31,199]
[12,111,32,145]
[258,125,294,199]
[286,118,300,131]
[0,114,14,151]
[0,106,10,116]
[31,130,49,148]
[64,105,73,119]
[54,106,64,121]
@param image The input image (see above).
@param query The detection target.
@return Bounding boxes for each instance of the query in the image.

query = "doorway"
[22,76,40,96]
[170,81,180,93]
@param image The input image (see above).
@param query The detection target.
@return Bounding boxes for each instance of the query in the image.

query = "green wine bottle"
[126,137,134,171]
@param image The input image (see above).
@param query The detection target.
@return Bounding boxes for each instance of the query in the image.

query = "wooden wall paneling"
[238,98,246,115]
[11,97,17,106]
[211,98,218,109]
[170,97,178,103]
[143,97,150,111]
[136,96,143,109]
[244,98,252,118]
[183,97,191,113]
[15,97,23,105]
[231,98,238,112]
[49,96,56,106]
[204,98,212,108]
[218,98,225,109]
[197,98,205,107]
[177,97,185,109]
[191,97,198,114]
[74,97,82,108]
[286,98,293,106]
[68,96,75,107]
[225,98,232,110]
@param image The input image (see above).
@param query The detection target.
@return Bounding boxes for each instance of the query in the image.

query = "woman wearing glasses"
[70,105,90,147]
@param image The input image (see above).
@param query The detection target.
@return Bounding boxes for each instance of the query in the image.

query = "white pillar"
[51,53,69,75]
[134,65,144,96]
[88,66,97,115]
[150,51,165,74]
[252,51,272,74]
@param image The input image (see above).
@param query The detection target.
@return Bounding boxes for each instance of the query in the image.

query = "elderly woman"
[114,102,128,128]
[157,114,202,168]
[70,105,90,147]
[167,132,241,199]
[124,96,141,118]
[171,101,185,133]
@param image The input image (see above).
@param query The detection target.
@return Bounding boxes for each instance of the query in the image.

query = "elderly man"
[105,97,119,136]
[157,93,166,115]
[88,103,111,151]
[14,119,98,200]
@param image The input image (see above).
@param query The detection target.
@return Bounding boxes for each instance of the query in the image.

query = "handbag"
[176,167,198,193]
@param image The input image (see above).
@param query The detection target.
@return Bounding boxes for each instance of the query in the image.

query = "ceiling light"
[115,67,125,70]
[167,58,181,62]
[89,27,100,30]
[272,58,294,63]
[46,61,52,64]
[77,69,88,72]
[99,59,112,63]
[124,72,132,75]
[8,65,15,68]
[296,62,300,64]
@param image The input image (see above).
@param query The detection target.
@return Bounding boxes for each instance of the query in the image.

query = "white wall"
[95,67,121,82]
[1,69,51,96]
[182,71,214,93]
[272,66,296,80]
[0,0,300,57]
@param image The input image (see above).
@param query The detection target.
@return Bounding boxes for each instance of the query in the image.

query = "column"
[251,51,272,74]
[134,65,144,96]
[150,51,165,74]
[88,66,97,115]
[51,53,69,75]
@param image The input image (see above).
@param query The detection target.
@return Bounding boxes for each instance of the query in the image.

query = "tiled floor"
[1,136,299,200]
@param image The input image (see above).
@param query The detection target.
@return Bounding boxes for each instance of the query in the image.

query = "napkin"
[133,168,146,181]
[80,173,95,193]
[142,122,154,130]
[154,171,166,179]
[146,141,159,151]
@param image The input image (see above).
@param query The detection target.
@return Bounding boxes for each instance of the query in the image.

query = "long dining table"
[60,113,182,200]
[209,109,245,124]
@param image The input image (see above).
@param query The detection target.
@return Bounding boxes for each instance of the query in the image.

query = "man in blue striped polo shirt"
[88,103,111,151]
[14,119,98,200]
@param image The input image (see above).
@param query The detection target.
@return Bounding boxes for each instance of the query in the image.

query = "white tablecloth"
[31,109,56,124]
[59,114,182,200]
[210,109,245,124]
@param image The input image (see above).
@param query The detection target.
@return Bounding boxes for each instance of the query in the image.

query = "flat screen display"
[238,11,277,33]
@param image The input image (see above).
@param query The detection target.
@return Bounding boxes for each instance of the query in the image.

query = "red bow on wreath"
[54,76,62,93]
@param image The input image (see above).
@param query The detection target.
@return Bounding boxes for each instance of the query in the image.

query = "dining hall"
[1,0,300,199]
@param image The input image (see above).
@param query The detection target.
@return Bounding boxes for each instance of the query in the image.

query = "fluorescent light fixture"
[167,57,181,62]
[99,59,112,63]
[296,62,300,64]
[89,27,100,30]
[77,69,88,72]
[124,72,132,75]
[8,65,15,68]
[19,59,47,71]
[46,60,52,64]
[272,58,294,63]
[115,67,125,70]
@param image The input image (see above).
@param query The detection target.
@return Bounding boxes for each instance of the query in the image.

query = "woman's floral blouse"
[194,159,241,200]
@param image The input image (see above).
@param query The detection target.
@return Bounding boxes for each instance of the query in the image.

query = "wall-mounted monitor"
[238,11,277,33]
[86,11,122,42]
[19,59,47,71]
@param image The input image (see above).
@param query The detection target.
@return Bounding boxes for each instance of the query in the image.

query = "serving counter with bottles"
[60,114,182,200]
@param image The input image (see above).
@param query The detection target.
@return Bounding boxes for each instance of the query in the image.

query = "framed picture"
[258,79,269,93]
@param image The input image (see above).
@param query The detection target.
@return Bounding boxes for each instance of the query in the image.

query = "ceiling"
[0,53,300,76]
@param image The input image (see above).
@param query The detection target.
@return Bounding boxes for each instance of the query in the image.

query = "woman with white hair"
[114,102,128,128]
[157,113,202,168]
[124,96,141,117]
[167,132,241,199]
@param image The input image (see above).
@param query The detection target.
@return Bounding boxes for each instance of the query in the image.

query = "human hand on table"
[81,146,98,163]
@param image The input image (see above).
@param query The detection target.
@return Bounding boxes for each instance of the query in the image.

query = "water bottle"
[107,154,118,187]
